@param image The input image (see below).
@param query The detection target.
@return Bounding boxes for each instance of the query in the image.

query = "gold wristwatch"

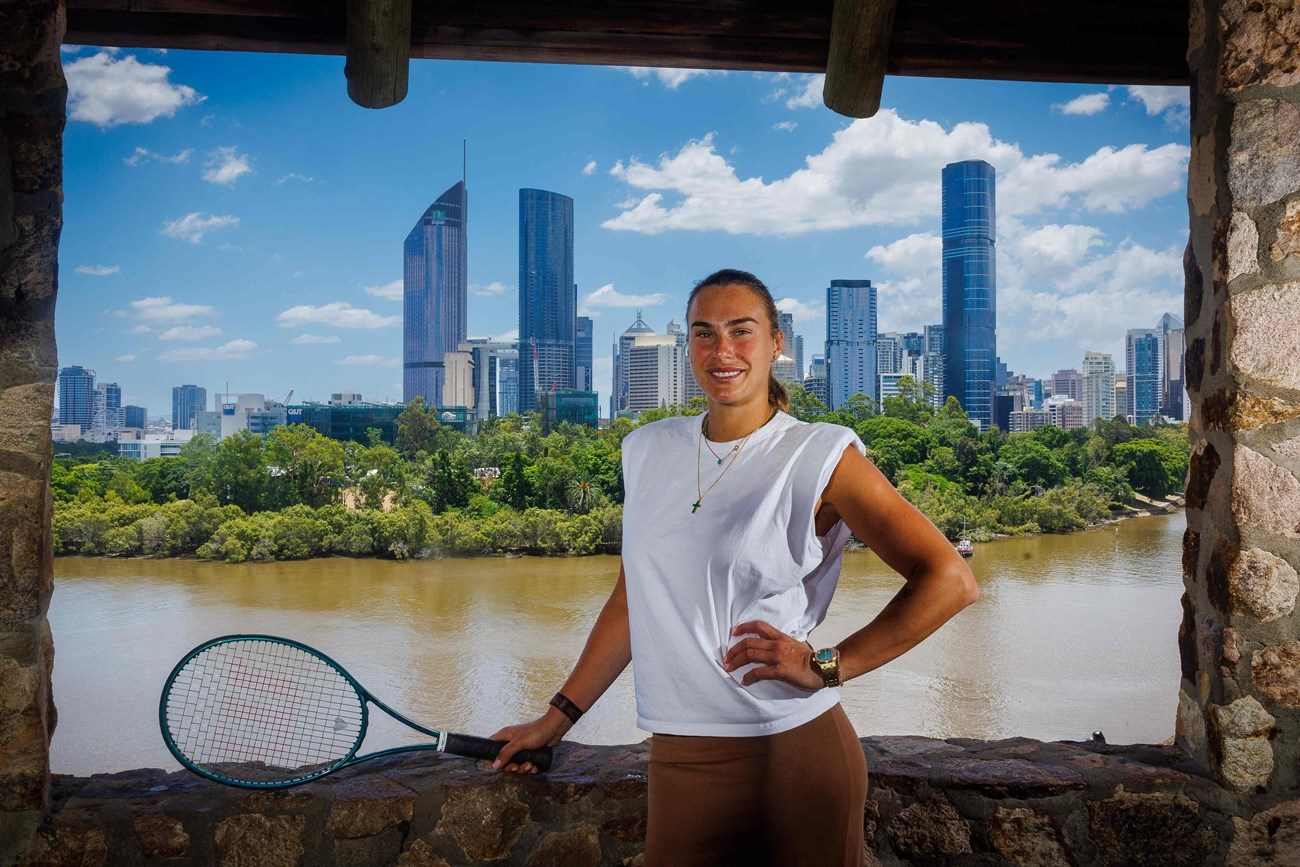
[810,646,842,688]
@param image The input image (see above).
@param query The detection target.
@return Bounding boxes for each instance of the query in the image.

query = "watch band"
[810,647,842,688]
[549,692,585,724]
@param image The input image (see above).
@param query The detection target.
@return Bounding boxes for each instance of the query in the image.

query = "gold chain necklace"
[691,409,776,514]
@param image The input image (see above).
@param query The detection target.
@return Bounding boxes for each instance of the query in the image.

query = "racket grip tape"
[444,733,554,772]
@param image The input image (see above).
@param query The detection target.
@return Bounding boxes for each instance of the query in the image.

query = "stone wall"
[16,737,1284,867]
[1179,0,1300,818]
[0,0,64,863]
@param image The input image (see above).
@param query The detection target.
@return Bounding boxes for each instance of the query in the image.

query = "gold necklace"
[692,409,776,514]
[701,416,740,465]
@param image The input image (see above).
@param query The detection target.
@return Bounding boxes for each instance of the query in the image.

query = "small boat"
[955,539,974,557]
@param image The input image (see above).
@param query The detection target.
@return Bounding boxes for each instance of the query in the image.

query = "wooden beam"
[823,0,897,118]
[345,0,411,109]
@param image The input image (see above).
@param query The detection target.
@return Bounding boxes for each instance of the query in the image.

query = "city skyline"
[57,50,1190,416]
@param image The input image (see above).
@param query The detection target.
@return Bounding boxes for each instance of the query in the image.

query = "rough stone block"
[1176,686,1207,756]
[324,775,415,839]
[986,807,1070,867]
[0,472,51,625]
[1189,126,1218,217]
[886,799,971,860]
[1228,101,1300,209]
[1185,441,1219,509]
[1228,283,1300,390]
[0,654,51,812]
[1219,0,1300,91]
[132,813,189,859]
[601,810,646,843]
[435,781,529,861]
[1209,697,1276,792]
[528,824,600,867]
[0,382,51,459]
[1227,798,1300,867]
[1202,389,1300,431]
[1185,242,1205,327]
[18,823,107,867]
[1224,211,1260,282]
[396,839,452,867]
[213,814,305,867]
[1228,546,1299,621]
[1274,199,1300,263]
[1231,446,1300,538]
[1252,639,1300,708]
[1088,788,1215,866]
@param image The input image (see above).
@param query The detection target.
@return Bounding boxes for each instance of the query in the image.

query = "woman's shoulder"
[775,414,860,448]
[623,415,698,448]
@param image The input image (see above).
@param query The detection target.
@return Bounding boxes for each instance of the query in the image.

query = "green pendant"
[716,457,724,465]
[691,500,701,514]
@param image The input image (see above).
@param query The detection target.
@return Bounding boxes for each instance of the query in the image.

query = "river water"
[50,512,1185,774]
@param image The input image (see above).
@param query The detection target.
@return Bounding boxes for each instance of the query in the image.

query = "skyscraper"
[1050,369,1084,402]
[518,189,575,412]
[941,159,997,429]
[1126,328,1163,425]
[404,180,468,406]
[1082,351,1117,426]
[95,381,121,430]
[777,311,804,380]
[58,366,96,429]
[825,279,877,409]
[1158,312,1186,421]
[172,384,206,431]
[123,405,148,430]
[576,315,594,392]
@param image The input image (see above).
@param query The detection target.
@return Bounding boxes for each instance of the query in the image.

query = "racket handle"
[444,733,554,772]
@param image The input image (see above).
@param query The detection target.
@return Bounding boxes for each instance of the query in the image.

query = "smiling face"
[687,282,784,413]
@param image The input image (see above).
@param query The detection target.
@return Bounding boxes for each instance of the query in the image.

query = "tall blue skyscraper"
[1127,328,1163,425]
[404,180,468,406]
[576,315,594,392]
[58,366,96,429]
[172,384,206,431]
[123,405,148,430]
[825,280,877,410]
[518,189,575,412]
[941,159,997,429]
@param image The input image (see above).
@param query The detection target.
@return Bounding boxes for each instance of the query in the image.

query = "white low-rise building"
[118,429,196,461]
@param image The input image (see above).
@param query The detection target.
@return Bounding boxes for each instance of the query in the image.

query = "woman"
[492,269,978,865]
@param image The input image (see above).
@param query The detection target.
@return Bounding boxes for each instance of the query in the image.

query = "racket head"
[160,635,369,788]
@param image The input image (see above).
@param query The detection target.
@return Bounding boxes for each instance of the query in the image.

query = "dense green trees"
[51,387,1189,561]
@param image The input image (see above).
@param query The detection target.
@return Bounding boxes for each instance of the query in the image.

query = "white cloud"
[338,355,399,366]
[363,279,403,301]
[774,297,825,323]
[773,120,798,132]
[158,325,222,341]
[580,284,668,314]
[291,334,342,345]
[1127,86,1190,124]
[114,354,138,362]
[493,328,519,343]
[1005,222,1106,281]
[64,50,204,128]
[160,212,239,243]
[75,264,120,276]
[275,172,314,185]
[276,302,400,329]
[583,160,598,176]
[786,74,825,109]
[157,339,257,362]
[130,296,217,322]
[129,324,153,334]
[471,281,510,297]
[602,113,1189,236]
[1055,92,1110,116]
[203,146,253,185]
[124,147,192,167]
[624,68,721,89]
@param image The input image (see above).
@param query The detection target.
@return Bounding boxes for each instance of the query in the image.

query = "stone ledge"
[14,736,1271,866]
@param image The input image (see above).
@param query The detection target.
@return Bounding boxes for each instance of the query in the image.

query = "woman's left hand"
[724,620,826,690]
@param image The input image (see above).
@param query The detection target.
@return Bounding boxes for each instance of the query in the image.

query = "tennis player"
[492,269,979,865]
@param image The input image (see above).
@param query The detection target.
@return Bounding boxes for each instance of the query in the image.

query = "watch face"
[815,648,836,664]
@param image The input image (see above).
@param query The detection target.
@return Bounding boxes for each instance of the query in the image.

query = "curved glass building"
[518,189,575,412]
[940,160,997,429]
[404,180,468,405]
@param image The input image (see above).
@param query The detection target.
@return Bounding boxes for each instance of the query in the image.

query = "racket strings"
[165,640,365,784]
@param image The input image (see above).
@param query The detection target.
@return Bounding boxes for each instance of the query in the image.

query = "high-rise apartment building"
[1158,312,1186,421]
[497,351,520,416]
[941,159,997,429]
[518,189,576,412]
[877,333,904,376]
[825,279,877,409]
[803,355,829,407]
[1126,328,1163,425]
[576,315,594,392]
[613,314,692,412]
[123,405,148,430]
[58,366,96,429]
[1050,369,1083,402]
[777,312,804,380]
[1082,351,1116,426]
[95,381,122,430]
[171,384,206,431]
[404,180,468,406]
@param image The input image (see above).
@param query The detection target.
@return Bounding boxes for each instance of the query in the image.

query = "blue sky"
[59,47,1190,419]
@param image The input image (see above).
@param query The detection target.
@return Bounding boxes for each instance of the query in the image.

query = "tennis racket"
[159,634,553,788]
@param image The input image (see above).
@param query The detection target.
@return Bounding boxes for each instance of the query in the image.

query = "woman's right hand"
[490,711,569,774]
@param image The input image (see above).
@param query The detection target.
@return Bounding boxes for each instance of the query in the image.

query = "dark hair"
[687,269,789,413]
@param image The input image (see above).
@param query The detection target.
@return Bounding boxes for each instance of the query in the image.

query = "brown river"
[51,512,1184,774]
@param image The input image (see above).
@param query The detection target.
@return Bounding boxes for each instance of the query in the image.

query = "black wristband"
[549,692,584,724]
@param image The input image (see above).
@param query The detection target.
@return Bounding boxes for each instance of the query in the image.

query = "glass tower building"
[58,366,96,429]
[404,180,468,406]
[825,279,877,410]
[171,384,206,431]
[576,315,594,392]
[1126,328,1163,425]
[518,189,575,412]
[941,159,997,429]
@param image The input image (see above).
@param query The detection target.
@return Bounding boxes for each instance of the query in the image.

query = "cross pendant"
[691,500,701,514]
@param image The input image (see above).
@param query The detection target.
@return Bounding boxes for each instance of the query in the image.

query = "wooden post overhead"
[345,0,413,109]
[823,0,898,118]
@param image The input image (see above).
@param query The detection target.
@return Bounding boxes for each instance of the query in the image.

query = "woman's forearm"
[555,569,633,716]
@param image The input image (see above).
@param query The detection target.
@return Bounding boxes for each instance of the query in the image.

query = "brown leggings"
[644,704,868,866]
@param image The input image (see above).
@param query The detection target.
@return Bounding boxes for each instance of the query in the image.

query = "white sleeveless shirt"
[620,412,866,737]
